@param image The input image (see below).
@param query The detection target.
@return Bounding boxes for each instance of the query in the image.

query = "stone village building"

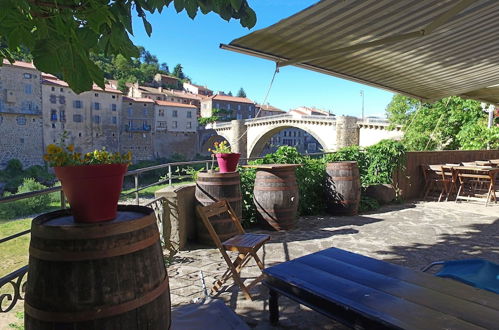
[200,93,256,120]
[120,97,155,161]
[154,100,198,159]
[0,60,44,167]
[41,74,122,154]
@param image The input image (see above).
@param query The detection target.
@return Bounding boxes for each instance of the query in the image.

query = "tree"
[236,87,247,98]
[172,64,185,80]
[160,62,169,74]
[228,91,233,96]
[0,0,257,93]
[386,95,494,151]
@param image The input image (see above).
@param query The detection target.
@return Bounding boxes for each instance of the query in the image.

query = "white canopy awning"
[222,0,499,104]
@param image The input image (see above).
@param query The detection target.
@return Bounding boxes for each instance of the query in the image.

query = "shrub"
[0,178,53,219]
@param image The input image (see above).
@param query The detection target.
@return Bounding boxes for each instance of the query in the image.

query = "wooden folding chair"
[196,200,270,300]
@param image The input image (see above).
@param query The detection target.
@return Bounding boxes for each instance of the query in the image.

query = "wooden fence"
[395,150,499,199]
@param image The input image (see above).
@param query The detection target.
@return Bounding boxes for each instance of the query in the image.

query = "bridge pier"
[230,120,247,159]
[336,116,359,149]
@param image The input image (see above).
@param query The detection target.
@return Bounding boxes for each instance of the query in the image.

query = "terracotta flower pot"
[54,163,128,223]
[216,153,241,173]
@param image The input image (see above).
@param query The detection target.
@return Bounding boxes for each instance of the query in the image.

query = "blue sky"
[131,1,394,117]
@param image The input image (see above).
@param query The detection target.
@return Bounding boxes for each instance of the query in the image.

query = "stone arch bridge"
[201,114,402,158]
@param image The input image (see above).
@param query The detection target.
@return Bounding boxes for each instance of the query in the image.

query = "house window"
[59,88,63,92]
[159,109,165,117]
[172,121,177,128]
[51,86,55,91]
[93,102,100,110]
[73,114,82,122]
[74,100,83,108]
[94,93,99,97]
[172,110,178,117]
[227,104,231,110]
[112,104,117,111]
[112,116,117,124]
[238,104,241,111]
[93,115,100,124]
[50,95,57,104]
[24,84,32,94]
[59,96,65,104]
[20,138,24,143]
[59,110,66,122]
[143,108,148,116]
[237,113,242,120]
[158,121,167,128]
[16,116,26,125]
[112,95,116,99]
[23,73,32,79]
[50,110,57,121]
[128,108,132,116]
[187,111,192,118]
[186,122,192,129]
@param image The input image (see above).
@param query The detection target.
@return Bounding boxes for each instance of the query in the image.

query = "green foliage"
[324,146,368,179]
[172,64,185,80]
[199,108,234,125]
[0,160,55,193]
[358,196,380,213]
[0,178,56,219]
[0,0,256,93]
[386,95,493,151]
[236,87,247,98]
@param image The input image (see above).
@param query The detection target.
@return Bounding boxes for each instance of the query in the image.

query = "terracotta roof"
[42,77,121,94]
[155,100,197,108]
[257,104,285,112]
[2,59,37,70]
[123,96,155,103]
[289,109,308,116]
[165,89,204,101]
[211,94,254,104]
[185,82,212,91]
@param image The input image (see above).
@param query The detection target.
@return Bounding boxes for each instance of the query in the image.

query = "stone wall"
[0,62,44,168]
[120,98,155,161]
[154,131,199,159]
[0,114,44,168]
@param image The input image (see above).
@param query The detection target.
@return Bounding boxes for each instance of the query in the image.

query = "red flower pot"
[54,163,128,223]
[216,153,241,173]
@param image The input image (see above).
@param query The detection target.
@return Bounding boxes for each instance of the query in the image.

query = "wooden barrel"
[325,161,361,215]
[195,172,242,245]
[253,165,299,231]
[25,205,170,330]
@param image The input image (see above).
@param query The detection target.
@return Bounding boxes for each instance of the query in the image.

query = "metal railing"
[0,152,331,312]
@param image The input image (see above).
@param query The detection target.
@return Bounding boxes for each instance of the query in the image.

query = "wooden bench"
[263,248,499,329]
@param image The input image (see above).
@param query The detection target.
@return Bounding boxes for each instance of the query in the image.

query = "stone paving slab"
[167,201,499,329]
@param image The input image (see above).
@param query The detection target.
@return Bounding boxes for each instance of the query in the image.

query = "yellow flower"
[46,144,58,154]
[67,144,75,152]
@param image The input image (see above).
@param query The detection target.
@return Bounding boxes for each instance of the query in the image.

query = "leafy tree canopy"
[385,95,497,151]
[172,64,185,80]
[0,0,257,93]
[236,87,246,98]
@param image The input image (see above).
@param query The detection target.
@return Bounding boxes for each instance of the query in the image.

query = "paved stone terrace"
[167,201,499,329]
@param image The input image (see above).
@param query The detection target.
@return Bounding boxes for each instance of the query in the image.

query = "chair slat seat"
[196,200,271,300]
[223,234,270,252]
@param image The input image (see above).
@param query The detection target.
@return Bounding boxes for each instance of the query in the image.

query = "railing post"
[168,165,172,186]
[205,161,209,172]
[134,173,139,205]
[60,190,66,209]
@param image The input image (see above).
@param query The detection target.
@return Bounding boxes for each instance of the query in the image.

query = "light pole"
[360,90,365,120]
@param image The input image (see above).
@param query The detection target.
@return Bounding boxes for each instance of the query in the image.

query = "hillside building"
[120,97,155,161]
[0,60,44,168]
[200,93,255,121]
[42,75,122,154]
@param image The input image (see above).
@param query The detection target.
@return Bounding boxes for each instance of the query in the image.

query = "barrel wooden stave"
[195,172,242,245]
[325,161,361,216]
[25,205,170,330]
[254,168,299,231]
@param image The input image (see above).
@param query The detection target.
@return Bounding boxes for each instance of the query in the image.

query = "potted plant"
[209,141,240,173]
[44,138,132,223]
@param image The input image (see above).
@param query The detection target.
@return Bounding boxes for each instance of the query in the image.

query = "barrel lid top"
[243,164,301,169]
[33,205,154,228]
[198,171,240,177]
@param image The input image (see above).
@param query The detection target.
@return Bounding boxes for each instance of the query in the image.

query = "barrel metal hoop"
[196,180,241,186]
[197,196,241,203]
[329,176,356,181]
[254,178,296,183]
[25,275,169,323]
[29,231,160,261]
[31,213,156,240]
[254,185,298,191]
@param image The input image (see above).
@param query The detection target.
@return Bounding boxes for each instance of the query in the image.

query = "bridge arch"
[248,124,329,158]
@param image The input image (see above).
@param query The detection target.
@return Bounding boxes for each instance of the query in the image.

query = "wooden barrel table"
[25,205,170,330]
[250,164,300,231]
[325,161,361,215]
[195,171,242,245]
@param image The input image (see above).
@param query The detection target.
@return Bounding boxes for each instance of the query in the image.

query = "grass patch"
[0,218,31,277]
